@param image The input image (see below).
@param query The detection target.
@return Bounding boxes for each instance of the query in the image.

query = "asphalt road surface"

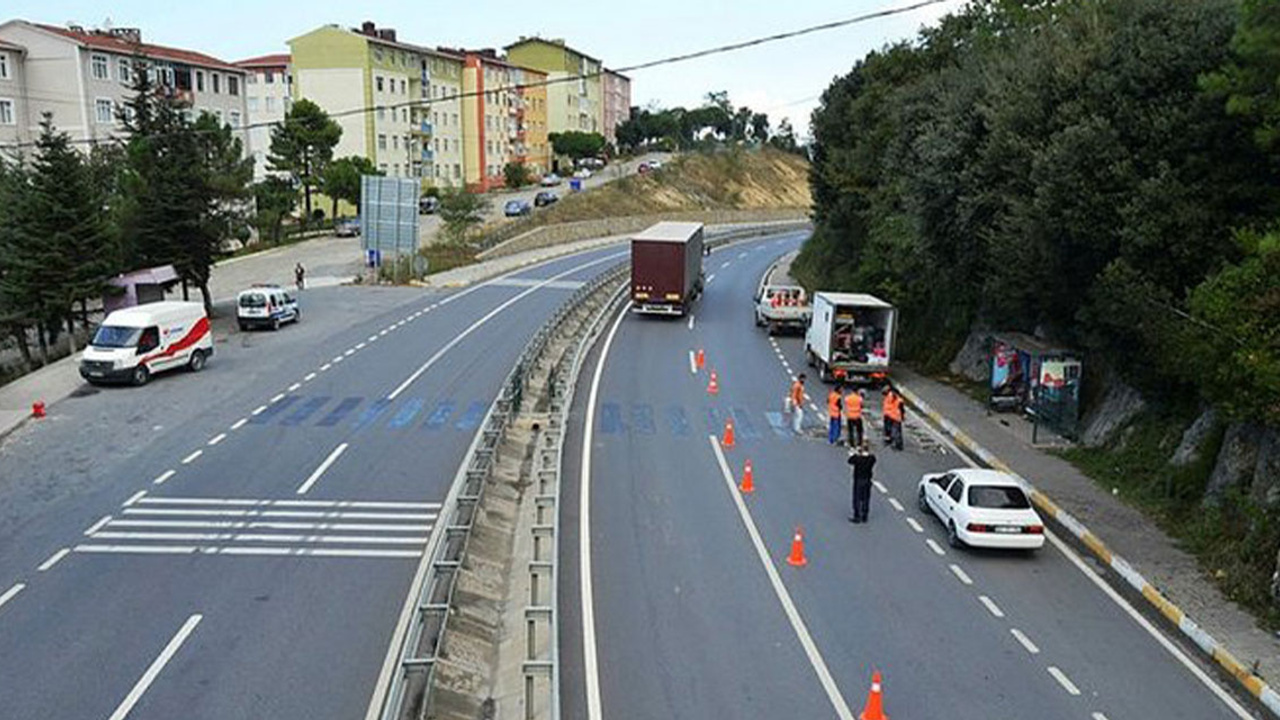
[0,244,625,720]
[560,232,1252,720]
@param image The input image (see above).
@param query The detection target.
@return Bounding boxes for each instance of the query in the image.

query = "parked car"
[917,469,1045,551]
[419,196,440,214]
[534,191,559,207]
[540,173,562,186]
[573,168,593,179]
[80,301,213,386]
[334,217,361,237]
[647,159,663,170]
[237,284,300,331]
[504,199,533,217]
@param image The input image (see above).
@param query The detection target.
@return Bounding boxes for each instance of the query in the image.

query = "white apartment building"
[0,39,27,151]
[0,21,249,153]
[235,53,292,180]
[422,49,463,188]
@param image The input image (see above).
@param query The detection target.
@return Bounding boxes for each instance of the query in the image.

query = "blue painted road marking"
[318,397,362,427]
[631,404,656,435]
[731,408,761,439]
[281,396,330,426]
[249,396,299,424]
[354,399,391,429]
[424,400,455,430]
[599,402,624,434]
[665,406,690,437]
[389,398,425,428]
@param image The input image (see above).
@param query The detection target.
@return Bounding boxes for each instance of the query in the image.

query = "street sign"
[361,176,420,258]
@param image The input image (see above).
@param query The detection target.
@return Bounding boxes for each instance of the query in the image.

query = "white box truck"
[80,301,213,386]
[805,292,897,383]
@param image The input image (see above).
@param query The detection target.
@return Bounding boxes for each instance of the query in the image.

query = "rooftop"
[29,22,242,72]
[234,53,291,68]
[505,35,601,64]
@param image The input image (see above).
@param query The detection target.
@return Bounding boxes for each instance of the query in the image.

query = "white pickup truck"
[753,284,813,335]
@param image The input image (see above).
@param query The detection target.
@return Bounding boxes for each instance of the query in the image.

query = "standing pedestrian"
[294,262,306,291]
[827,386,843,445]
[847,443,877,523]
[844,387,864,448]
[789,374,807,435]
[883,386,905,451]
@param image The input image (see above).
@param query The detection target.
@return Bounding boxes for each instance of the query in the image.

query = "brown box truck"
[630,221,705,316]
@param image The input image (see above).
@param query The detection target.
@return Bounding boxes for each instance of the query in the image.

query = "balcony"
[413,121,433,136]
[421,148,435,161]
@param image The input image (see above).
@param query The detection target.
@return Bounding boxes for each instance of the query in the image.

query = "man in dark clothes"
[847,443,877,523]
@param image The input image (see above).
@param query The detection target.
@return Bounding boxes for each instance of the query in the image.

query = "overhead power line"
[0,0,949,152]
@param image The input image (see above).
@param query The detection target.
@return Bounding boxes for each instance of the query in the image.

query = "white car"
[573,168,593,179]
[540,173,562,186]
[918,468,1045,550]
[237,284,300,331]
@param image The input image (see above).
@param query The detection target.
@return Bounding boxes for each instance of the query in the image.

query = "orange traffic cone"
[859,671,887,720]
[722,417,736,448]
[786,526,807,567]
[707,370,720,395]
[31,401,45,418]
[695,348,706,370]
[739,459,755,494]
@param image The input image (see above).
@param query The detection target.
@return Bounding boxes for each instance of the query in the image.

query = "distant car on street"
[334,217,361,237]
[419,196,439,214]
[646,159,663,170]
[504,199,533,217]
[534,191,559,207]
[918,468,1045,551]
[573,168,593,179]
[237,284,300,332]
[540,173,562,186]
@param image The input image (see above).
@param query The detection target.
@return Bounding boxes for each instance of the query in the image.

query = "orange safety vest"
[827,390,842,419]
[790,381,805,408]
[844,392,863,419]
[884,393,903,422]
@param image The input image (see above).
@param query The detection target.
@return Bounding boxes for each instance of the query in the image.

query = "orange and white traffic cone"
[858,670,888,720]
[707,370,720,395]
[722,417,736,448]
[786,526,807,567]
[739,459,755,494]
[695,348,706,370]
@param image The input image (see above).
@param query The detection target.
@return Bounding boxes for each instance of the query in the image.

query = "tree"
[252,177,297,245]
[548,131,606,162]
[769,118,799,153]
[268,99,342,221]
[322,155,380,218]
[503,161,532,188]
[1201,0,1280,153]
[750,112,771,145]
[436,188,490,245]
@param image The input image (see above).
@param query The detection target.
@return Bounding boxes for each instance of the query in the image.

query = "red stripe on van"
[141,317,210,364]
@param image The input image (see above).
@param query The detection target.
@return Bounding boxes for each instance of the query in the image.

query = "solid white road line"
[89,531,427,545]
[110,520,433,532]
[949,564,974,585]
[295,443,350,495]
[1010,628,1041,654]
[124,508,434,521]
[84,515,112,536]
[387,252,626,401]
[230,418,248,431]
[906,517,924,533]
[888,498,904,513]
[580,303,628,720]
[207,433,226,446]
[75,544,422,559]
[106,614,202,720]
[152,470,176,486]
[0,583,25,610]
[38,548,70,571]
[1047,666,1082,696]
[181,450,202,464]
[925,538,946,556]
[251,405,268,416]
[710,436,856,720]
[124,490,148,507]
[136,497,439,509]
[979,595,1005,618]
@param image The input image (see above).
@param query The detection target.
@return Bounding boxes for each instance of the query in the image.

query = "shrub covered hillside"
[795,0,1280,623]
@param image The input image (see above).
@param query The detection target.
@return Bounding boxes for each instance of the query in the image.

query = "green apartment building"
[505,36,603,138]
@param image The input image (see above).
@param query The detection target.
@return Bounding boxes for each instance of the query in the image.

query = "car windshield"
[969,485,1031,509]
[239,293,267,308]
[91,325,142,348]
[506,201,521,209]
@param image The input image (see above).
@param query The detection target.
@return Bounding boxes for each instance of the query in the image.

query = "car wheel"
[188,350,206,372]
[293,308,301,323]
[132,365,150,386]
[918,487,930,514]
[947,521,964,549]
[272,317,281,331]
[806,348,816,368]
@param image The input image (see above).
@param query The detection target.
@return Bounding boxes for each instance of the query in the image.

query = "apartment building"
[601,69,631,146]
[505,37,603,137]
[235,53,291,180]
[516,65,550,176]
[421,48,464,188]
[0,21,249,151]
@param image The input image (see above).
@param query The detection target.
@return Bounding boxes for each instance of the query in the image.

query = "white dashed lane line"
[979,595,1005,618]
[287,383,301,392]
[207,433,226,446]
[230,418,248,431]
[1011,628,1041,654]
[181,450,203,465]
[873,480,887,494]
[355,342,366,350]
[1047,666,1082,696]
[152,470,176,486]
[949,564,974,585]
[319,364,332,372]
[251,405,268,416]
[84,515,112,536]
[887,498,904,513]
[332,356,344,364]
[270,393,285,403]
[905,517,924,533]
[925,539,946,556]
[343,349,355,357]
[0,583,25,611]
[367,335,378,343]
[123,491,148,507]
[37,548,70,572]
[304,373,317,382]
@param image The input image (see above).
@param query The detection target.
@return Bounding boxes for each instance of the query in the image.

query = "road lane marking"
[888,498,904,513]
[287,382,302,392]
[719,261,730,269]
[84,515,113,535]
[344,348,356,356]
[738,252,747,259]
[906,517,923,533]
[76,545,422,559]
[251,405,268,416]
[368,335,378,343]
[135,497,438,509]
[387,252,626,401]
[0,583,25,610]
[707,273,716,283]
[979,595,1005,618]
[320,363,332,371]
[124,508,436,521]
[230,418,248,430]
[710,435,856,720]
[580,302,629,720]
[207,433,226,446]
[925,538,946,556]
[1092,714,1110,720]
[152,470,176,486]
[270,393,286,403]
[356,342,366,350]
[688,350,697,374]
[38,548,70,571]
[873,480,887,494]
[110,520,433,532]
[181,449,203,465]
[124,491,148,507]
[304,372,317,382]
[949,564,974,585]
[1047,666,1081,696]
[687,314,695,331]
[106,614,202,720]
[1011,628,1040,654]
[89,531,427,545]
[295,443,350,495]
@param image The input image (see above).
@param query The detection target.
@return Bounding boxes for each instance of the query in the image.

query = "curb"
[895,381,1280,719]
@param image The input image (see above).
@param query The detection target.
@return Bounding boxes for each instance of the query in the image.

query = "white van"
[236,284,300,331]
[80,301,213,386]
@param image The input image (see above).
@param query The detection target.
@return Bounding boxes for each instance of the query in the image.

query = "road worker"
[827,386,843,445]
[788,374,807,434]
[844,387,864,447]
[882,386,905,451]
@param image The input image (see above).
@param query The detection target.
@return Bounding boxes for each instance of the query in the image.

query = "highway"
[0,244,625,719]
[560,232,1251,720]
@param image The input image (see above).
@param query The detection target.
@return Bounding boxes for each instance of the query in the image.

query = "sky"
[5,0,966,136]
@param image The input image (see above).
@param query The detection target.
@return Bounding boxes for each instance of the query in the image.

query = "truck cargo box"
[630,222,705,316]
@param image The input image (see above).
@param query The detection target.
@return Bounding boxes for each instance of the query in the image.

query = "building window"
[378,134,387,150]
[160,67,175,87]
[452,113,458,126]
[116,58,131,84]
[0,99,14,125]
[377,107,385,121]
[265,96,276,112]
[0,53,9,80]
[91,54,109,80]
[392,135,399,150]
[95,98,113,124]
[265,70,274,84]
[454,164,460,179]
[212,73,221,94]
[230,111,241,128]
[400,79,406,94]
[196,70,205,92]
[246,72,257,85]
[228,76,239,96]
[376,76,384,92]
[248,97,259,112]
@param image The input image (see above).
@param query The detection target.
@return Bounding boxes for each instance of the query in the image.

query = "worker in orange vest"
[882,386,904,451]
[788,374,807,434]
[827,386,843,445]
[843,386,864,447]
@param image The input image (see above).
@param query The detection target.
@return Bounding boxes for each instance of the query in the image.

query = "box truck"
[80,301,213,386]
[805,292,897,383]
[630,221,705,316]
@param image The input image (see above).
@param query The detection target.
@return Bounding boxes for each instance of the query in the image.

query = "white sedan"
[918,468,1045,550]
